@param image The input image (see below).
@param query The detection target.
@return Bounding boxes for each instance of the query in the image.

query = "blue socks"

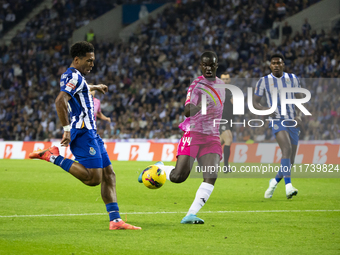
[275,158,291,184]
[54,156,74,172]
[281,158,291,184]
[106,202,121,221]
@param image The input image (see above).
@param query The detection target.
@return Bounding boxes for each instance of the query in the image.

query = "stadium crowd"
[0,0,339,142]
[0,0,43,37]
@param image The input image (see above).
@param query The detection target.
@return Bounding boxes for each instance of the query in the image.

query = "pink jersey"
[93,97,100,121]
[179,75,225,136]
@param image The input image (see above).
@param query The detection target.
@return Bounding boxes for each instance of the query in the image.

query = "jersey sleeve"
[184,79,201,106]
[293,74,301,88]
[254,78,265,97]
[60,73,82,96]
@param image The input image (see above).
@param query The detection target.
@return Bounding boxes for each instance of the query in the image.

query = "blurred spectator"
[1,0,43,37]
[282,21,292,40]
[85,28,96,43]
[270,17,281,39]
[302,18,312,35]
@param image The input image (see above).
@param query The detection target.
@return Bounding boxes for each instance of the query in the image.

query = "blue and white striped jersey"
[254,72,301,120]
[60,67,96,130]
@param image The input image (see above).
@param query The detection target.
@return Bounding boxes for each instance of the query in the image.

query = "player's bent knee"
[84,168,102,186]
[170,172,188,183]
[84,174,101,186]
[282,145,292,158]
[103,167,116,183]
[85,180,101,186]
[203,178,217,185]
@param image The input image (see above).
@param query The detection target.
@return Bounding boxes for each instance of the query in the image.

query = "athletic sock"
[224,145,230,169]
[274,174,282,183]
[158,165,175,181]
[187,182,214,216]
[106,202,121,221]
[281,158,291,184]
[53,156,73,172]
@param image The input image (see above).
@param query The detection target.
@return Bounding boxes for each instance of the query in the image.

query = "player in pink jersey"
[138,51,226,224]
[91,90,111,123]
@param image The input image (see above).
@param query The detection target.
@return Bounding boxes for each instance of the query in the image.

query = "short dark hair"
[270,53,285,62]
[70,41,94,59]
[200,51,218,62]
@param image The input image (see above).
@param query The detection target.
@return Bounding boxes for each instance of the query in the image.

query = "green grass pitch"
[1,159,339,255]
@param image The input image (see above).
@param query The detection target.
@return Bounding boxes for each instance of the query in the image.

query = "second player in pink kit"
[91,90,111,123]
[178,73,225,160]
[139,51,225,224]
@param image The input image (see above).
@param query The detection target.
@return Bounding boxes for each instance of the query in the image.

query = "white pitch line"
[0,209,339,218]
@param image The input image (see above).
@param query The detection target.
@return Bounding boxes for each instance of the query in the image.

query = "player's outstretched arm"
[293,92,305,131]
[253,94,276,118]
[88,84,108,94]
[55,91,72,147]
[97,111,111,123]
[253,95,268,111]
[183,103,201,117]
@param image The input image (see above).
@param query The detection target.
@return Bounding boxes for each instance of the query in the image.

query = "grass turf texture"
[1,159,339,255]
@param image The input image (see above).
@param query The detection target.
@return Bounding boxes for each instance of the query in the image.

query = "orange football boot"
[29,146,60,162]
[109,221,141,230]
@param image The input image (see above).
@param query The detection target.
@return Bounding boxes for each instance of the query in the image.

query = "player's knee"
[281,145,292,158]
[85,169,102,186]
[85,175,101,186]
[170,172,187,183]
[103,166,115,181]
[203,178,217,185]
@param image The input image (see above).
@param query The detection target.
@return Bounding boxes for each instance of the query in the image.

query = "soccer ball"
[142,165,166,189]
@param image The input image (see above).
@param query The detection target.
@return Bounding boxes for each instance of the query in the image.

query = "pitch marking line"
[0,209,339,218]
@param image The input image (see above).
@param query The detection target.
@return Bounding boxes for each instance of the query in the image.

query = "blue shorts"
[270,120,300,145]
[70,129,111,169]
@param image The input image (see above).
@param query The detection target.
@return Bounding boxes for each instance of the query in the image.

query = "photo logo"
[201,84,311,116]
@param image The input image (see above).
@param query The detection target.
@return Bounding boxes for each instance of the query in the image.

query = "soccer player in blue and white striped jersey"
[253,53,304,199]
[29,41,141,230]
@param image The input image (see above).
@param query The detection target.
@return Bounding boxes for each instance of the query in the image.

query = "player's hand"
[295,116,302,127]
[96,84,108,94]
[106,117,111,123]
[295,116,305,134]
[265,108,277,119]
[61,131,71,147]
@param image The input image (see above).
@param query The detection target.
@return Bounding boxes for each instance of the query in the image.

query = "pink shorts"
[177,131,222,160]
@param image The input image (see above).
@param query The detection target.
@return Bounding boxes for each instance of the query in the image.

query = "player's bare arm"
[55,91,72,147]
[253,94,268,111]
[88,84,108,94]
[97,111,111,122]
[184,103,201,117]
[294,92,305,128]
[253,94,276,118]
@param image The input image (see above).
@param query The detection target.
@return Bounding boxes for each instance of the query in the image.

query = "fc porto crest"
[89,147,96,155]
[285,79,291,85]
[274,124,279,130]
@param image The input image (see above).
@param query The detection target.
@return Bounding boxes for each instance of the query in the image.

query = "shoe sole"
[181,220,204,224]
[286,190,298,199]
